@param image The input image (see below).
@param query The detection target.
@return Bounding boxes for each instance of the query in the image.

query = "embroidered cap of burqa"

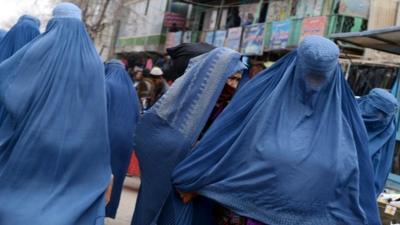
[173,36,381,225]
[132,47,246,225]
[104,59,140,218]
[0,15,40,63]
[0,3,111,225]
[358,88,398,196]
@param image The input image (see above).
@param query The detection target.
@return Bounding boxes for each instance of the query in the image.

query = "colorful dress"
[215,206,265,225]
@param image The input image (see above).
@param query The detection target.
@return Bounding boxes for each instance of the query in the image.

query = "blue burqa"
[173,36,381,225]
[391,75,400,140]
[0,29,6,41]
[0,3,111,225]
[132,47,246,225]
[104,59,140,218]
[358,88,398,196]
[0,15,40,63]
[0,16,40,125]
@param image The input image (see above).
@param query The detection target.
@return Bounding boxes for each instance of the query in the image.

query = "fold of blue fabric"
[0,15,41,128]
[173,36,381,225]
[0,3,111,225]
[0,29,7,41]
[104,59,140,218]
[131,47,246,225]
[0,15,40,63]
[391,75,400,140]
[358,88,399,196]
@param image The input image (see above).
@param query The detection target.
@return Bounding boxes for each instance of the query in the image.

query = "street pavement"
[105,177,140,225]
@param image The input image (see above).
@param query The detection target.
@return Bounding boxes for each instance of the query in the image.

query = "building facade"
[116,0,169,54]
[112,0,372,57]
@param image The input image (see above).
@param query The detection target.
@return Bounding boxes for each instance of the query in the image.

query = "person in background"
[201,72,242,137]
[104,59,141,219]
[0,3,112,225]
[249,60,266,79]
[358,88,399,196]
[134,68,152,109]
[143,67,169,108]
[170,23,179,32]
[131,47,246,225]
[172,36,380,225]
[142,67,150,77]
[242,13,254,26]
[0,15,40,63]
[156,53,169,68]
[127,66,136,81]
[132,66,143,82]
[0,29,6,41]
[225,7,241,29]
[159,54,173,84]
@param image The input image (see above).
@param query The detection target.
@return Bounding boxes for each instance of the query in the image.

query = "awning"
[331,26,400,55]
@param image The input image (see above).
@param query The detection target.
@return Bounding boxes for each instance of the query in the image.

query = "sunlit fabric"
[0,3,111,225]
[104,59,140,218]
[0,15,40,63]
[131,47,246,225]
[173,36,381,225]
[358,88,398,196]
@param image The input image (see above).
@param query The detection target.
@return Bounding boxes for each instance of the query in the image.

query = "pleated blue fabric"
[173,36,381,225]
[0,3,111,225]
[0,15,40,63]
[132,47,246,225]
[358,88,398,196]
[104,59,140,218]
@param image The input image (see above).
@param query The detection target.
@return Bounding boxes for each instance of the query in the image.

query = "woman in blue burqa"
[104,59,141,219]
[172,36,381,225]
[0,15,40,63]
[0,3,112,225]
[131,46,246,225]
[358,88,398,196]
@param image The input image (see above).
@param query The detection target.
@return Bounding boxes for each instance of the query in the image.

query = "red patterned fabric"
[215,206,265,225]
[127,152,140,177]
